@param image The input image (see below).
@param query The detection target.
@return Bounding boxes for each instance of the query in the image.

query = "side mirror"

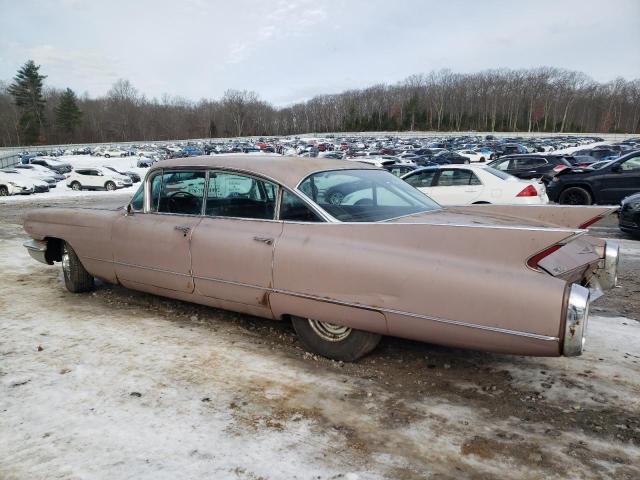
[611,164,622,173]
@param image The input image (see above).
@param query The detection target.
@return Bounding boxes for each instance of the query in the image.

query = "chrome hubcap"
[62,247,70,276]
[308,319,352,342]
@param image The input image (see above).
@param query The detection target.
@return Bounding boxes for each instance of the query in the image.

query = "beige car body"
[23,156,620,357]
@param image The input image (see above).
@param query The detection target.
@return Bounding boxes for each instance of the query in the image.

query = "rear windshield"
[298,169,440,222]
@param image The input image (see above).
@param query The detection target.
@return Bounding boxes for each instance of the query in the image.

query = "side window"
[493,159,510,171]
[280,190,323,222]
[157,171,206,215]
[436,169,475,186]
[469,172,482,185]
[620,156,640,171]
[130,184,144,211]
[405,171,435,188]
[206,171,278,220]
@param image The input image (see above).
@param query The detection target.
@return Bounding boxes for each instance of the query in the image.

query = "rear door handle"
[253,236,274,245]
[174,225,191,236]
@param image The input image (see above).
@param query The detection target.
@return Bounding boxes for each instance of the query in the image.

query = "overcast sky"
[1,0,638,105]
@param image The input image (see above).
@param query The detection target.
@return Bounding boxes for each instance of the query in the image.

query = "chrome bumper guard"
[563,284,590,357]
[23,239,50,264]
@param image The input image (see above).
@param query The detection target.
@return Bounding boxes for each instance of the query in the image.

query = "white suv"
[66,167,132,191]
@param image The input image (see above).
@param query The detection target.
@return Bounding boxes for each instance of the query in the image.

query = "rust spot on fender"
[259,291,270,307]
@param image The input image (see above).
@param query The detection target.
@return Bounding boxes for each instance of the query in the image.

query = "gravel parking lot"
[1,192,639,480]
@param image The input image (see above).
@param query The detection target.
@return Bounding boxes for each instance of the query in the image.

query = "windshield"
[298,169,440,222]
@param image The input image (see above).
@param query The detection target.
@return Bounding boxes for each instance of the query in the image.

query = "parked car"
[2,169,51,192]
[29,157,72,174]
[488,155,573,180]
[98,148,129,158]
[619,193,640,238]
[0,170,35,195]
[12,164,58,187]
[66,167,133,191]
[22,155,619,361]
[433,151,471,164]
[455,150,488,163]
[546,151,640,205]
[103,166,141,183]
[402,165,547,205]
[14,163,65,182]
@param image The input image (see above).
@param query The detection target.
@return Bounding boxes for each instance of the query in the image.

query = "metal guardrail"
[0,154,20,169]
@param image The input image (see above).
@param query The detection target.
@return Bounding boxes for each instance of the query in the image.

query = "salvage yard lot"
[1,193,639,479]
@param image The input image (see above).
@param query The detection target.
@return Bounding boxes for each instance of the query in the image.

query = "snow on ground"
[1,215,639,479]
[0,155,146,203]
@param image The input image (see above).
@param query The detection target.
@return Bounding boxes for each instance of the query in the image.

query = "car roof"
[152,155,378,189]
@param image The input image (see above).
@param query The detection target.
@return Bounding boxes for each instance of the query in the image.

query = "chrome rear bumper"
[563,284,590,357]
[588,240,620,300]
[23,239,50,264]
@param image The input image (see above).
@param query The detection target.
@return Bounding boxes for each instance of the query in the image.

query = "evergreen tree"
[55,88,82,138]
[8,60,47,145]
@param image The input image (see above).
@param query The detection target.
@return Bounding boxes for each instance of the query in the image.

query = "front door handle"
[253,236,274,245]
[175,225,191,236]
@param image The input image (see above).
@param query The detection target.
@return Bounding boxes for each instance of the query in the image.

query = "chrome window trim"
[204,169,280,222]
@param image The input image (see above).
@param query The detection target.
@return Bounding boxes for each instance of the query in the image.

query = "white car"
[456,149,489,163]
[96,147,128,158]
[0,170,36,195]
[13,165,58,187]
[402,165,548,206]
[66,167,133,191]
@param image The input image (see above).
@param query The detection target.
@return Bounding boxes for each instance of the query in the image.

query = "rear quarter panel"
[272,222,574,356]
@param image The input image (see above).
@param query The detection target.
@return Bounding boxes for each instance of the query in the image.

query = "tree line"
[1,61,639,148]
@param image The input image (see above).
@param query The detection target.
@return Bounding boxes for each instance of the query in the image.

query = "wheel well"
[44,237,63,263]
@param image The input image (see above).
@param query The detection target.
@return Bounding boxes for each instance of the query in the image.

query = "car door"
[190,170,282,310]
[430,168,484,205]
[597,155,640,203]
[112,169,205,292]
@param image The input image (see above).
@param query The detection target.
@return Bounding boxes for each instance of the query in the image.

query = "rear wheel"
[559,186,592,205]
[62,242,94,293]
[0,185,8,196]
[105,181,116,191]
[291,316,381,362]
[70,181,82,191]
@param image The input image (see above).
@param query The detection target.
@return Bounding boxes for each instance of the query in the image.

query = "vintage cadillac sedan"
[23,156,620,361]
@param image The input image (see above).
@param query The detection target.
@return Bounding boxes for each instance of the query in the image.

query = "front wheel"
[104,154,111,158]
[105,181,116,191]
[70,181,82,191]
[291,316,381,361]
[558,186,592,205]
[62,242,94,293]
[0,185,9,196]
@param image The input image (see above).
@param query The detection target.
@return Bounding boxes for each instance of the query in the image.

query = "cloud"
[222,0,327,66]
